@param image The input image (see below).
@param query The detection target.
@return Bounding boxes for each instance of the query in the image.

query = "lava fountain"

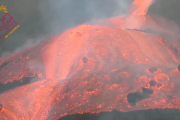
[0,0,180,120]
[130,0,154,15]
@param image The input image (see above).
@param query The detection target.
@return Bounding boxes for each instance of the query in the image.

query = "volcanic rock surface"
[0,1,180,119]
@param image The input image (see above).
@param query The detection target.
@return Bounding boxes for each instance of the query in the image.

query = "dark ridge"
[58,109,180,120]
[174,48,180,59]
[0,61,10,71]
[127,92,149,106]
[0,75,40,94]
[142,87,154,94]
[149,80,157,87]
[126,29,162,35]
[126,29,172,39]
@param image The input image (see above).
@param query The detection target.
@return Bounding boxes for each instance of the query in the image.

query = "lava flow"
[0,0,180,120]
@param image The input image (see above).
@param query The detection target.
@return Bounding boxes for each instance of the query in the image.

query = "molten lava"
[130,0,154,15]
[0,0,180,120]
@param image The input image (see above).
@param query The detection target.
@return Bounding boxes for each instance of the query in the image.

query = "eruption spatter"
[0,0,180,120]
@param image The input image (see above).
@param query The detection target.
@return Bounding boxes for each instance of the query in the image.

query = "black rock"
[178,64,180,72]
[0,104,2,111]
[174,48,178,54]
[142,87,154,94]
[127,92,149,106]
[82,57,88,63]
[148,67,158,73]
[0,61,10,71]
[149,80,157,87]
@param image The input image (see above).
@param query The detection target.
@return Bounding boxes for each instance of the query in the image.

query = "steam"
[38,0,133,31]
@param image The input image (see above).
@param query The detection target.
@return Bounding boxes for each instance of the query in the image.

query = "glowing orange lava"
[0,0,180,120]
[130,0,154,15]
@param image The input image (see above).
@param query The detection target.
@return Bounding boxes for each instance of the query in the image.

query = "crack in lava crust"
[0,15,180,119]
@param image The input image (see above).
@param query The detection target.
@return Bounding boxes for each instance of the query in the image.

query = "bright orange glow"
[130,0,154,15]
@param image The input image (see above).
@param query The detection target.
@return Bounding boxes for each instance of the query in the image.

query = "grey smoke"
[1,0,180,58]
[0,0,133,58]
